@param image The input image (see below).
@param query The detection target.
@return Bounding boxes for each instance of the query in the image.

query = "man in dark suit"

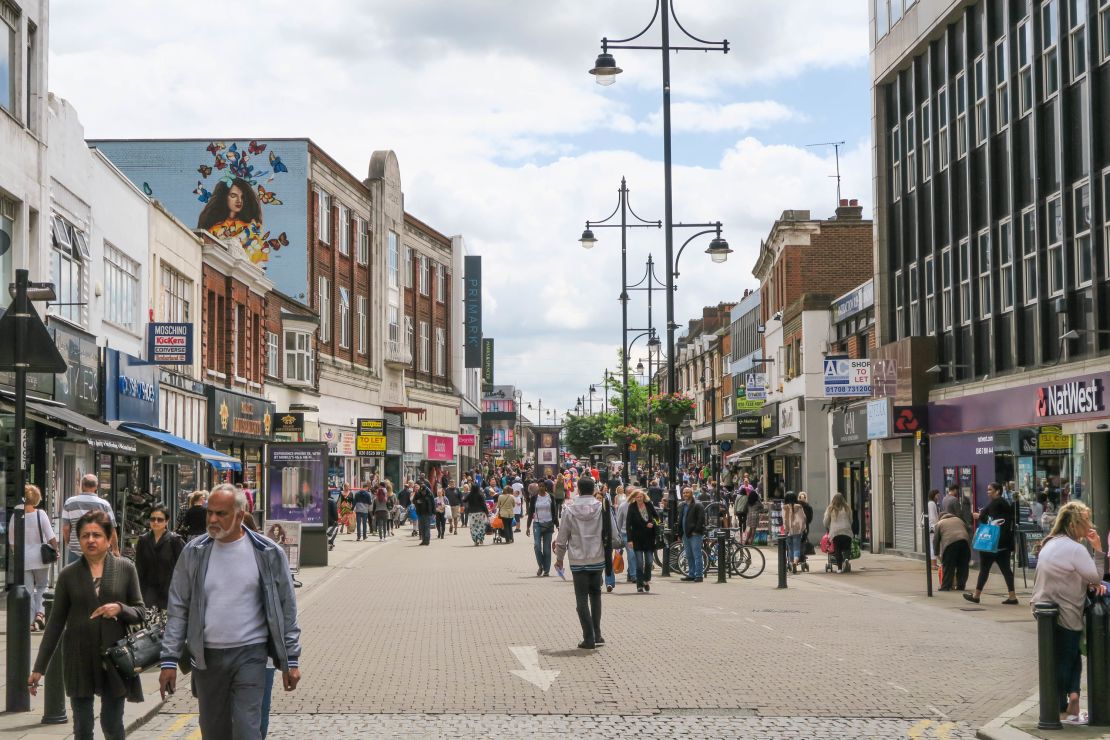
[679,487,706,582]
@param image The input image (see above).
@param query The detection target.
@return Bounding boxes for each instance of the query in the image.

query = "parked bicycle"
[657,527,765,579]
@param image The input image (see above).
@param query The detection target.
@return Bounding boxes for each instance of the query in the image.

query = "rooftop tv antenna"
[806,140,846,208]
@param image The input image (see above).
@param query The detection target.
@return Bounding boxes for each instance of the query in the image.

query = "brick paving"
[133,533,1039,738]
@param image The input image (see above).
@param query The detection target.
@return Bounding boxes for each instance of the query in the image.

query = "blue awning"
[119,423,243,471]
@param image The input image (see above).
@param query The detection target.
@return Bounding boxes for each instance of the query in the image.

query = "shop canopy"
[728,434,800,464]
[0,393,141,454]
[120,423,242,471]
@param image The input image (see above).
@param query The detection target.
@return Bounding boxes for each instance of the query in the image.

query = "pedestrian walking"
[178,490,209,541]
[927,488,941,570]
[553,476,607,650]
[337,484,355,535]
[625,488,658,593]
[965,482,1019,605]
[62,473,119,562]
[797,491,815,570]
[467,483,489,545]
[615,491,638,585]
[550,473,567,520]
[134,503,185,611]
[512,485,523,533]
[446,480,461,534]
[28,510,145,740]
[159,484,302,740]
[679,487,706,582]
[413,481,434,546]
[1031,501,1108,725]
[822,493,855,573]
[933,499,971,590]
[782,491,807,574]
[434,487,448,539]
[373,484,391,541]
[527,480,557,576]
[353,485,373,542]
[496,486,516,543]
[8,484,57,631]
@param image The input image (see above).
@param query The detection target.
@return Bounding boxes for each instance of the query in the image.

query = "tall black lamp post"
[0,270,66,712]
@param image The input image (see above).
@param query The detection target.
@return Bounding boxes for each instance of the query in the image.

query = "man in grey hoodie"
[553,476,607,649]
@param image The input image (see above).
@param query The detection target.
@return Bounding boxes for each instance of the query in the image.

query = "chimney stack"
[835,198,863,221]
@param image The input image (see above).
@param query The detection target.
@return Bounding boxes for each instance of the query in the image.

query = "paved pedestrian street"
[135,534,1039,739]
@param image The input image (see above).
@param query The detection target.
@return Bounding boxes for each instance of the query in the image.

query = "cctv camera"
[772,311,783,322]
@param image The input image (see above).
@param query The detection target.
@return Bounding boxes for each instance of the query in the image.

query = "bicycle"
[664,527,766,579]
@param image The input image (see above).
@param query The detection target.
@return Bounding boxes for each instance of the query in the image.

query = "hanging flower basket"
[636,432,663,449]
[651,392,695,426]
[611,424,642,444]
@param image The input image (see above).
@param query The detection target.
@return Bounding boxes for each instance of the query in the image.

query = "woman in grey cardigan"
[29,509,145,740]
[822,493,855,573]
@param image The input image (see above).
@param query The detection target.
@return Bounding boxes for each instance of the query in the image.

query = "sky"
[49,0,873,425]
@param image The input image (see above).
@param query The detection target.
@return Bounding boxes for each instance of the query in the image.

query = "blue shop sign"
[105,349,159,427]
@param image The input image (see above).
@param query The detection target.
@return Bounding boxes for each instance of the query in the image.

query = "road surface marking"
[934,720,957,738]
[509,645,559,691]
[887,682,910,693]
[906,718,932,738]
[156,714,195,740]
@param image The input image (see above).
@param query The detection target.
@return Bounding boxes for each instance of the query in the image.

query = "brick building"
[673,303,736,473]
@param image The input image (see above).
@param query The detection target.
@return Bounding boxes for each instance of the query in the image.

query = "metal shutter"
[891,453,916,551]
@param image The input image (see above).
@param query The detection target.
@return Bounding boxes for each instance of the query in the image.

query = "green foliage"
[563,412,616,457]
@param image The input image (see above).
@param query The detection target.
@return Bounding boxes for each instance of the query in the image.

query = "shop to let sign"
[356,418,386,457]
[823,356,871,396]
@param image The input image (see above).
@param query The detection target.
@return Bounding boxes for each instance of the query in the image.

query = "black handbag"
[35,511,58,565]
[104,618,164,679]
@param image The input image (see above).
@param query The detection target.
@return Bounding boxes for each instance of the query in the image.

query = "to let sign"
[356,418,387,457]
[823,356,871,396]
[148,323,193,365]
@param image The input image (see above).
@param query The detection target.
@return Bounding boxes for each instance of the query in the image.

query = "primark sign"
[1036,379,1104,419]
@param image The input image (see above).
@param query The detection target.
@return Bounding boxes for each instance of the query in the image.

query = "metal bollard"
[717,528,727,583]
[41,592,66,724]
[1033,602,1062,730]
[777,536,788,589]
[1087,596,1110,726]
[660,527,672,577]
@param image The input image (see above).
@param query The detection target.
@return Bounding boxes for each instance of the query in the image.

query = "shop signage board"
[759,402,779,437]
[744,373,767,401]
[464,256,483,368]
[735,385,765,411]
[481,338,495,387]
[458,433,476,447]
[866,398,891,439]
[147,322,193,365]
[355,418,387,457]
[823,356,872,396]
[105,349,159,427]
[266,442,327,526]
[207,386,275,441]
[832,405,868,446]
[426,435,454,462]
[1037,425,1073,456]
[832,280,874,322]
[736,416,763,439]
[53,322,99,417]
[778,398,802,436]
[892,405,927,435]
[274,412,304,435]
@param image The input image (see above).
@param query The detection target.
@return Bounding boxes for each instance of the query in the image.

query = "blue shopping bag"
[972,519,1002,553]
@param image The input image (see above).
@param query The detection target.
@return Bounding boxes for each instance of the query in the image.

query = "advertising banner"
[147,322,193,365]
[266,442,327,526]
[482,338,494,387]
[426,435,454,462]
[464,256,482,368]
[355,418,386,457]
[744,373,767,401]
[823,356,872,396]
[263,520,302,570]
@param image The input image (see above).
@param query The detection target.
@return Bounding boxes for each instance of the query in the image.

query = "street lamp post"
[581,178,660,480]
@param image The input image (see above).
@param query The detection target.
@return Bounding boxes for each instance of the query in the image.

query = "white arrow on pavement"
[509,645,559,691]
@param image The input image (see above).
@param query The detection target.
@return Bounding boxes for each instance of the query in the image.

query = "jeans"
[418,514,432,544]
[375,515,389,540]
[27,566,49,616]
[1055,625,1083,712]
[634,548,653,585]
[71,694,125,740]
[533,521,554,574]
[571,569,603,644]
[501,516,514,543]
[787,533,803,562]
[625,543,638,580]
[940,540,970,589]
[975,549,1015,592]
[355,511,370,539]
[194,642,268,740]
[684,535,704,579]
[260,667,276,737]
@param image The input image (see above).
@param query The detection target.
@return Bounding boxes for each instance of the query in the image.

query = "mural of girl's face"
[227,184,244,217]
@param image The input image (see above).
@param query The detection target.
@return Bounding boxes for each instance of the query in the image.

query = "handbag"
[104,617,164,680]
[36,511,58,564]
[849,537,861,560]
[613,550,625,574]
[819,532,832,554]
[972,519,1003,553]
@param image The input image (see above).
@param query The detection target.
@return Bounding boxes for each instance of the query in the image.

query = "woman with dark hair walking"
[965,482,1019,605]
[625,488,659,593]
[134,504,184,611]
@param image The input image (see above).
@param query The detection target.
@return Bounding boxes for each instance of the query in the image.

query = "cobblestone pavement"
[134,531,1038,739]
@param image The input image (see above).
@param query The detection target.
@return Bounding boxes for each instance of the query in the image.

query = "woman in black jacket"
[965,482,1019,605]
[178,489,208,541]
[625,488,659,593]
[465,483,489,545]
[134,504,185,611]
[29,510,145,740]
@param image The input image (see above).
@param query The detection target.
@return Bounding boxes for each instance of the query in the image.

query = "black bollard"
[41,592,66,724]
[777,536,788,589]
[717,528,727,583]
[660,527,672,577]
[1087,597,1110,726]
[1033,602,1062,730]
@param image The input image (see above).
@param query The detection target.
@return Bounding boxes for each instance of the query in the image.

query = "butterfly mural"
[206,141,225,155]
[257,185,282,205]
[248,140,267,155]
[264,231,289,253]
[214,154,227,170]
[197,164,212,178]
[142,182,153,197]
[269,152,288,173]
[193,181,211,203]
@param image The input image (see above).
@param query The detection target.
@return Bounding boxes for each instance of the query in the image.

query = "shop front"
[929,371,1109,533]
[156,370,209,521]
[424,433,456,484]
[321,423,358,488]
[205,385,274,500]
[831,403,872,547]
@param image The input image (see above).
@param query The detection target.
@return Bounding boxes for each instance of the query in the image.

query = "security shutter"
[891,453,916,551]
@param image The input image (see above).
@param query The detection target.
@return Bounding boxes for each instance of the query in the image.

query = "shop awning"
[729,434,800,464]
[0,394,141,454]
[120,423,243,471]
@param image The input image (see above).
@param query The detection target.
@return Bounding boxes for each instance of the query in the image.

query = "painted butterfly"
[214,154,227,170]
[142,182,153,197]
[268,151,288,173]
[197,164,212,178]
[248,140,267,155]
[193,182,211,203]
[256,185,283,205]
[206,141,225,155]
[265,232,289,251]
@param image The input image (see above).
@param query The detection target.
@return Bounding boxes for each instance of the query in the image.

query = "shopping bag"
[972,519,1002,553]
[937,565,944,588]
[849,537,861,560]
[613,550,625,574]
[820,533,831,554]
[490,516,503,529]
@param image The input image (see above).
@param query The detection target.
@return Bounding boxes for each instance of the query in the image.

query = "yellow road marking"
[907,718,933,738]
[186,726,202,740]
[934,721,956,739]
[156,713,196,740]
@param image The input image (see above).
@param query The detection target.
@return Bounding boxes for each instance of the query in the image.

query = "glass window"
[50,214,86,326]
[419,320,430,372]
[0,196,13,299]
[995,40,1010,130]
[435,327,445,376]
[999,220,1015,311]
[283,330,314,384]
[876,0,889,41]
[909,262,919,332]
[1018,20,1035,115]
[338,205,350,256]
[956,72,968,157]
[161,266,192,323]
[357,295,367,355]
[104,243,139,331]
[920,101,932,182]
[937,86,950,171]
[891,124,901,201]
[1047,194,1065,295]
[1044,0,1061,98]
[1069,0,1088,81]
[1104,170,1110,275]
[436,263,446,301]
[959,239,972,324]
[405,315,413,354]
[905,113,916,192]
[1074,181,1093,286]
[895,270,904,339]
[388,305,399,353]
[316,190,331,244]
[338,286,350,348]
[419,255,429,295]
[942,247,953,329]
[925,254,936,333]
[404,246,412,288]
[266,332,279,377]
[388,231,398,288]
[0,2,14,115]
[1101,0,1110,63]
[1022,208,1039,303]
[318,276,330,343]
[357,217,369,265]
[974,55,988,145]
[977,230,992,317]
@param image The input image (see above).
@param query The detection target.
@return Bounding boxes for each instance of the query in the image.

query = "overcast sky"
[50,0,872,424]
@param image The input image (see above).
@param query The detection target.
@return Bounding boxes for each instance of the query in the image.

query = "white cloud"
[47,0,871,413]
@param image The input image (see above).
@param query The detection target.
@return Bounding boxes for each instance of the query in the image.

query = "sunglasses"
[149,516,167,522]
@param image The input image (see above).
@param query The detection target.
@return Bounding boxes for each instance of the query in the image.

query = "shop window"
[388,231,399,288]
[266,331,279,377]
[283,330,314,385]
[999,219,1015,312]
[994,39,1009,131]
[1043,0,1060,98]
[1018,19,1035,115]
[50,213,89,327]
[977,230,992,317]
[974,55,988,146]
[1022,207,1039,303]
[955,72,968,158]
[1074,181,1093,286]
[338,204,350,256]
[1047,194,1064,295]
[104,242,139,331]
[1069,0,1088,81]
[959,239,972,325]
[941,246,953,329]
[924,254,936,333]
[937,85,950,171]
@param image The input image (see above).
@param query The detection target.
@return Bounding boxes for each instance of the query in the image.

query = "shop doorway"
[838,459,871,547]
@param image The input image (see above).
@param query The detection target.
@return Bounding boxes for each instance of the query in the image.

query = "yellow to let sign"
[357,434,387,452]
[1038,432,1072,451]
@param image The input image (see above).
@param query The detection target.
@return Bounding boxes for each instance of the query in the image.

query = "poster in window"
[266,442,327,526]
[264,520,301,570]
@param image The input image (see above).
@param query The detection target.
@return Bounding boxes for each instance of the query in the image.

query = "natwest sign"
[1036,379,1104,418]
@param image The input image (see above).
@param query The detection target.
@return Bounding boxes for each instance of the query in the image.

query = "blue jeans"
[787,534,803,562]
[625,543,638,580]
[261,667,276,737]
[684,535,704,578]
[635,548,653,584]
[533,521,554,574]
[355,511,370,539]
